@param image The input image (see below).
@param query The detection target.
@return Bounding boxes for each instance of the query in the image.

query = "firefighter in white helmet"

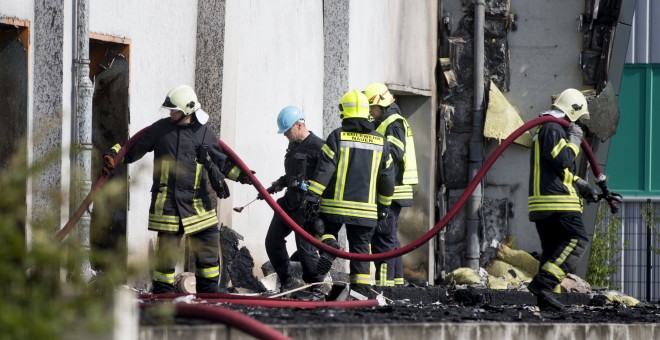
[527,88,598,311]
[301,90,395,299]
[363,83,418,288]
[102,84,254,294]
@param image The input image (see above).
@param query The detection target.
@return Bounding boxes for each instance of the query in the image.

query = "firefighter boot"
[528,279,565,312]
[316,235,340,276]
[281,276,305,293]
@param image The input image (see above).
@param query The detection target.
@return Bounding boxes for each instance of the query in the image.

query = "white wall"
[222,0,324,275]
[89,0,200,268]
[349,0,436,90]
[0,0,33,19]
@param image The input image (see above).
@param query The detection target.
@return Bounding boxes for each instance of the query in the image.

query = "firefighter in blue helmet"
[527,88,599,311]
[103,85,253,294]
[302,90,395,299]
[364,83,418,287]
[263,106,326,298]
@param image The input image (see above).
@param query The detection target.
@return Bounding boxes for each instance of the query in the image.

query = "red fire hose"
[57,116,617,261]
[139,293,379,309]
[220,115,618,261]
[140,303,291,340]
[54,127,150,241]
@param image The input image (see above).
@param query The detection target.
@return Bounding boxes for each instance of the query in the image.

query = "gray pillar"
[322,0,349,138]
[72,0,94,277]
[32,0,65,233]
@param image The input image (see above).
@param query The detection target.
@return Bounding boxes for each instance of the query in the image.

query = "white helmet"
[552,88,589,122]
[161,85,209,124]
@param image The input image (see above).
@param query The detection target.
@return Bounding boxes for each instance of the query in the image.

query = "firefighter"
[263,106,327,296]
[363,83,418,287]
[102,84,253,294]
[527,88,599,311]
[302,90,395,299]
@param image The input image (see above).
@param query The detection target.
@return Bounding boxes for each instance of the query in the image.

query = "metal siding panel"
[652,68,660,193]
[627,0,660,64]
[610,66,647,193]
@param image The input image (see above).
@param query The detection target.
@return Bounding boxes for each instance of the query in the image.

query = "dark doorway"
[0,21,29,239]
[88,36,130,274]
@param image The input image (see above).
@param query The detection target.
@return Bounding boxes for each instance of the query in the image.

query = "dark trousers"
[531,212,589,290]
[153,224,221,294]
[324,221,375,287]
[371,204,403,286]
[265,198,323,283]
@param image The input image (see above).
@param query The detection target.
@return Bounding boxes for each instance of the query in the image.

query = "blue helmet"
[277,106,306,134]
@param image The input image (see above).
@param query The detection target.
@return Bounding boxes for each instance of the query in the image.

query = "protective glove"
[566,122,583,147]
[197,144,230,199]
[300,191,321,223]
[207,164,230,199]
[238,170,256,185]
[596,177,623,214]
[574,178,599,203]
[257,181,283,200]
[102,144,120,176]
[377,204,390,221]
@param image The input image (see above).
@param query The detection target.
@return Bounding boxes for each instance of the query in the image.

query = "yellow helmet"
[363,83,395,107]
[339,90,370,119]
[552,88,590,122]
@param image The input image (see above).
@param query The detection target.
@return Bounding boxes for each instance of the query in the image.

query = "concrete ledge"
[141,322,659,340]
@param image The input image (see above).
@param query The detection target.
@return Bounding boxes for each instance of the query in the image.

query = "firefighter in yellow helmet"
[363,83,418,287]
[102,84,254,294]
[527,88,598,311]
[301,90,395,299]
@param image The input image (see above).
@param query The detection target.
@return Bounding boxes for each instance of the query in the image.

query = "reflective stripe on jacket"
[123,117,241,234]
[528,120,583,220]
[375,105,418,206]
[308,126,395,227]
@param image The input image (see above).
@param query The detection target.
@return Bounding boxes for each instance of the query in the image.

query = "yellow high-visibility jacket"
[122,117,243,234]
[528,119,583,221]
[308,120,395,227]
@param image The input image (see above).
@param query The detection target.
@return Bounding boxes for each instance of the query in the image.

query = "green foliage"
[586,201,626,289]
[641,201,660,255]
[0,142,136,339]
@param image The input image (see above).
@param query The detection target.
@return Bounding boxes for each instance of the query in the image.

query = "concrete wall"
[221,0,324,275]
[442,0,589,256]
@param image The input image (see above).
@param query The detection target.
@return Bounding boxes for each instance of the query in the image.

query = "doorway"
[88,34,130,273]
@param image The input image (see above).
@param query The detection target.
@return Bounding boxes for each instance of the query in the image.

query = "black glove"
[257,182,282,200]
[208,165,230,199]
[566,122,583,147]
[238,170,255,185]
[102,144,120,176]
[301,192,321,223]
[574,178,598,203]
[377,204,390,221]
[198,145,230,199]
[596,178,623,214]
